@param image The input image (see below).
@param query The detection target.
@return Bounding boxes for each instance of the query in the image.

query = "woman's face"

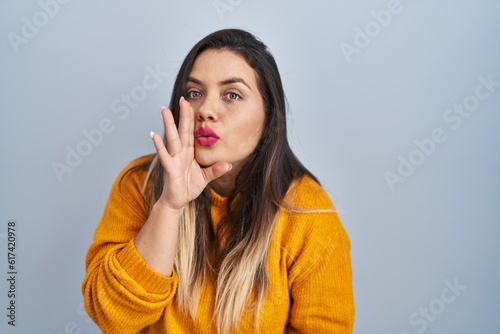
[185,49,266,172]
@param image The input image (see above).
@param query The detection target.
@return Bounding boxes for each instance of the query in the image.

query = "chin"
[194,151,219,167]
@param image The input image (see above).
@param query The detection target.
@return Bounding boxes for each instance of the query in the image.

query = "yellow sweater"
[82,156,355,333]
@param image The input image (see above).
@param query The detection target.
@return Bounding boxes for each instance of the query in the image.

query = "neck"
[209,160,246,196]
[209,171,236,197]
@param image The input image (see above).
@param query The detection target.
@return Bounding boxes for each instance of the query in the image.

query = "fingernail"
[227,163,233,171]
[179,96,184,104]
[150,131,155,139]
[160,105,166,110]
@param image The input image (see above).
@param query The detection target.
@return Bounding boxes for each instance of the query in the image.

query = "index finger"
[162,106,182,155]
[178,96,194,147]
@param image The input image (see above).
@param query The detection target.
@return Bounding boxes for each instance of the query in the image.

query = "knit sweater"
[82,155,355,333]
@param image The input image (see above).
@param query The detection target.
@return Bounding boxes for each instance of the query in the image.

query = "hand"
[150,97,232,211]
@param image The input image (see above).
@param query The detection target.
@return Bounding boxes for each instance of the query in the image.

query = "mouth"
[194,127,220,147]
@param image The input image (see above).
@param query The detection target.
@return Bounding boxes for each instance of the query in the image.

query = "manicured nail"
[179,96,185,104]
[150,131,155,139]
[160,105,166,110]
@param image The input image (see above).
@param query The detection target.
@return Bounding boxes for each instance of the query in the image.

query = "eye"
[225,92,241,101]
[186,90,202,99]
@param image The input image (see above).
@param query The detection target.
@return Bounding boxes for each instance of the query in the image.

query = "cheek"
[234,133,262,156]
[225,103,265,154]
[225,119,262,155]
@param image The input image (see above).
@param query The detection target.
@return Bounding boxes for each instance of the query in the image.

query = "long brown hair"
[130,29,317,333]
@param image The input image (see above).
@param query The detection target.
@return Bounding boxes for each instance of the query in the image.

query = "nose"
[195,96,218,122]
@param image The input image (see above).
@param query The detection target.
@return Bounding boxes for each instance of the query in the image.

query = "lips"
[194,127,220,147]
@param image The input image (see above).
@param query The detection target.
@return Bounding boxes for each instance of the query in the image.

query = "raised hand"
[150,97,232,211]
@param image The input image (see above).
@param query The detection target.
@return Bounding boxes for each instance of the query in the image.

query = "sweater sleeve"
[82,157,178,334]
[284,178,355,333]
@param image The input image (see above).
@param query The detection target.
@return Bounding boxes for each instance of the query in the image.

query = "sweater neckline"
[208,187,228,210]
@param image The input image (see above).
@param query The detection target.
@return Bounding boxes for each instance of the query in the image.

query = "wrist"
[152,200,184,217]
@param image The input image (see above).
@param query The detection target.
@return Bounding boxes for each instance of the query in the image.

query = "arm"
[82,158,179,334]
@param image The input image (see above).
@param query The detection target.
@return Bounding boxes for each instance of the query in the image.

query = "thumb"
[202,162,233,183]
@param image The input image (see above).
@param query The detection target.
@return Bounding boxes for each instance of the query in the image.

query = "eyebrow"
[186,76,252,91]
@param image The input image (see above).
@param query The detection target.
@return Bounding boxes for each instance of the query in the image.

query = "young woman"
[82,28,354,333]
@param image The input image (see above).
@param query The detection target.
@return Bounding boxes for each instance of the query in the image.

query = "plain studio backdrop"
[1,1,499,333]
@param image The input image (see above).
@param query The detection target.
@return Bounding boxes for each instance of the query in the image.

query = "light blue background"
[1,0,499,333]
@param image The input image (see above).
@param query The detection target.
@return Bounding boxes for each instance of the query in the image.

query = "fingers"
[202,162,233,183]
[150,131,172,167]
[150,101,195,175]
[178,97,194,148]
[161,106,182,155]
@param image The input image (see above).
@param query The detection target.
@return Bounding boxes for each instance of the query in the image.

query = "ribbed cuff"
[116,240,178,295]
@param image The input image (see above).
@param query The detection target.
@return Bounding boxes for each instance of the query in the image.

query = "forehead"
[189,49,258,86]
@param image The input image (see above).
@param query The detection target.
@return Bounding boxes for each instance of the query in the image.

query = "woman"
[82,28,354,333]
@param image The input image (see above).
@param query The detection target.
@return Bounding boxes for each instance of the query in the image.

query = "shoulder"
[106,154,155,212]
[117,154,154,180]
[283,175,335,210]
[279,175,341,238]
[114,154,154,192]
[276,175,349,284]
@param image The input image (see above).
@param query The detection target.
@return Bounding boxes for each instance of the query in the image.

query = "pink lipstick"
[194,127,220,147]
